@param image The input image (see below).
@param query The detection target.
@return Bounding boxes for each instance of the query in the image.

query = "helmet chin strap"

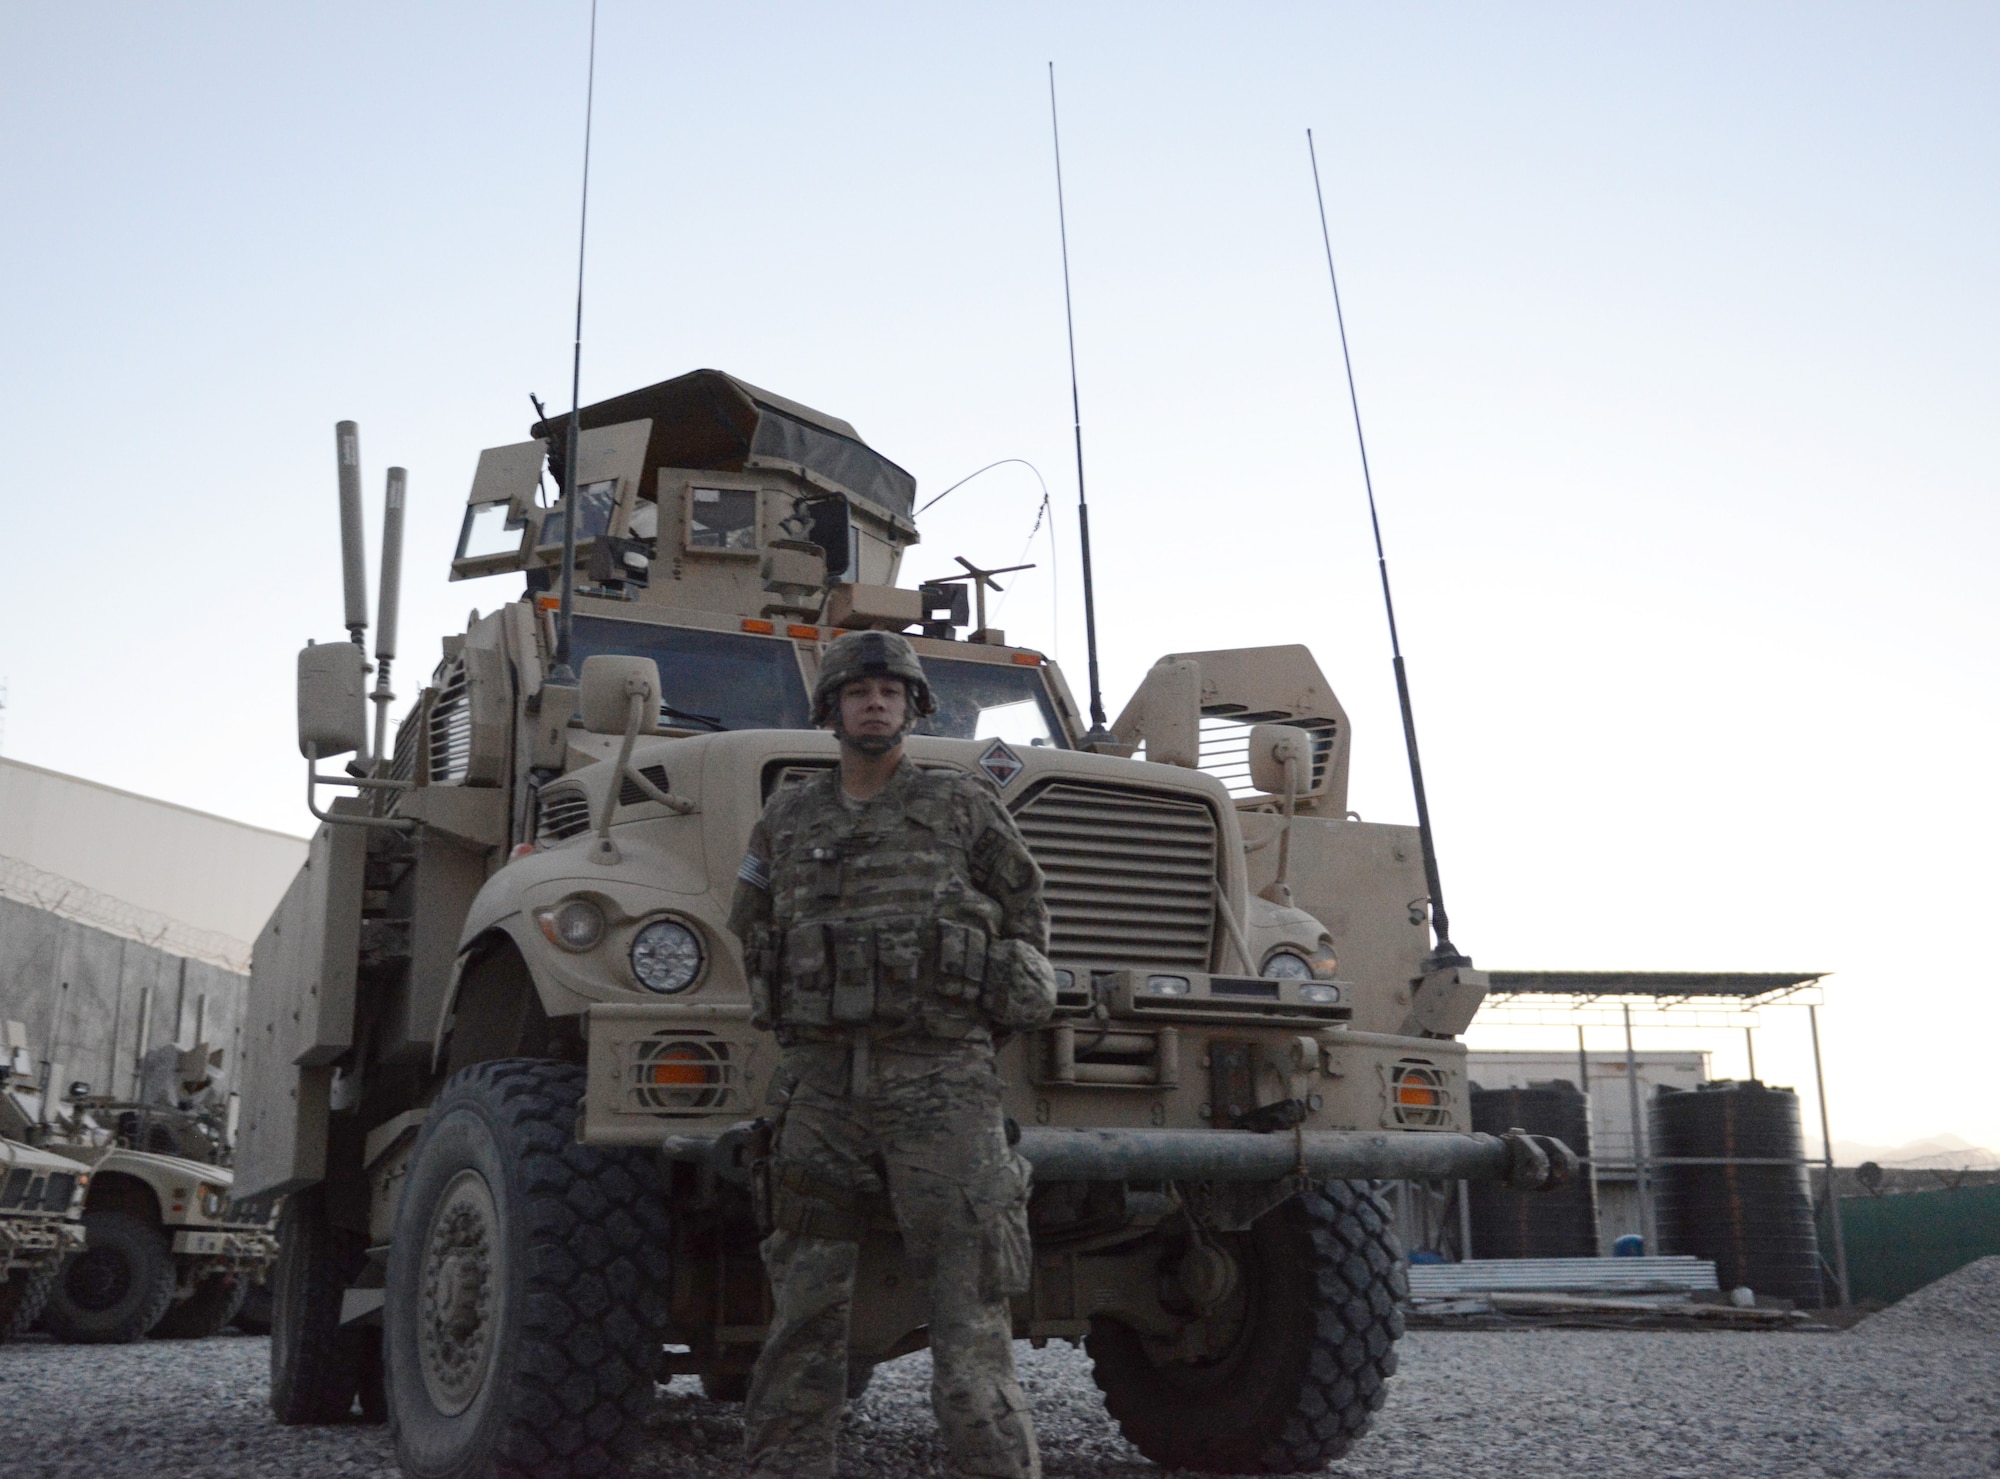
[832,709,917,758]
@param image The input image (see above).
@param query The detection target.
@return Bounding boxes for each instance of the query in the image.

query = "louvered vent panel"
[1195,713,1339,800]
[538,786,593,842]
[1010,782,1217,969]
[617,764,673,807]
[427,659,472,785]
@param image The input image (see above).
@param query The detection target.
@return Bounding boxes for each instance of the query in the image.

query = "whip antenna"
[548,0,600,686]
[1307,128,1467,968]
[1048,63,1111,744]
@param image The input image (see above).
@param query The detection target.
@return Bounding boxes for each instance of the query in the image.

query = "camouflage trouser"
[744,1037,1039,1479]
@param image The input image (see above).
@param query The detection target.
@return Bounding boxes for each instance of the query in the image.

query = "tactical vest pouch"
[829,920,878,1025]
[780,922,833,1027]
[745,923,776,1029]
[935,920,990,1001]
[873,916,925,1021]
[982,939,1059,1031]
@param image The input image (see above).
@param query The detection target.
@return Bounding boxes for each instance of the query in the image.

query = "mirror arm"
[305,745,415,831]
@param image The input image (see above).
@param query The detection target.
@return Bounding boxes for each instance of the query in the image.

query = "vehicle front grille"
[428,658,472,784]
[1010,781,1218,969]
[538,785,593,841]
[41,1172,75,1211]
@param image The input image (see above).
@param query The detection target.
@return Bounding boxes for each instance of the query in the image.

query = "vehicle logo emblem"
[977,739,1025,788]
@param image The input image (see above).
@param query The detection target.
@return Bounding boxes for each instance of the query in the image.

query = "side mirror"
[579,655,662,735]
[1248,724,1317,796]
[297,642,367,758]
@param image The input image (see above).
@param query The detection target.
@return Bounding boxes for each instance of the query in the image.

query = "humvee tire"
[271,1184,369,1422]
[42,1210,179,1343]
[1087,1179,1406,1474]
[152,1273,248,1339]
[0,1266,56,1340]
[384,1059,671,1479]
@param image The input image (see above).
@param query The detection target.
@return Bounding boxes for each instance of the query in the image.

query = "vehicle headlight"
[1298,982,1342,1006]
[1142,974,1191,996]
[1261,950,1314,980]
[630,918,703,993]
[198,1184,230,1219]
[536,899,606,952]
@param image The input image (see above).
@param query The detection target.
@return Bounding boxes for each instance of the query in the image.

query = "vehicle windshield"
[917,658,1069,749]
[568,616,813,732]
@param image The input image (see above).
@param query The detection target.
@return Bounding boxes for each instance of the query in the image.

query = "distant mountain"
[1832,1131,1999,1169]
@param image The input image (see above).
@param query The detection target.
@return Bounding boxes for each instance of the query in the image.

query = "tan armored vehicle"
[1,1046,277,1341]
[0,1136,89,1340]
[240,369,1570,1476]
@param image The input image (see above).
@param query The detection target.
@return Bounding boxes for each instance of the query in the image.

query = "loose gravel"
[4,1264,1995,1479]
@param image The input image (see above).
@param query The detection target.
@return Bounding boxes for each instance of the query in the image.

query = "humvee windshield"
[566,617,1067,744]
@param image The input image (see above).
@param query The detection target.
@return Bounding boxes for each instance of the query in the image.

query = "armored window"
[457,500,527,562]
[918,659,1069,748]
[536,478,621,553]
[688,486,759,552]
[569,616,812,732]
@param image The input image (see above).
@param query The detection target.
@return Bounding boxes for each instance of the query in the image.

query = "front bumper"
[170,1227,279,1270]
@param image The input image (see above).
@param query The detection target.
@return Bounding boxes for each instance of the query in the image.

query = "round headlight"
[538,899,606,952]
[1261,950,1314,981]
[198,1184,230,1219]
[630,918,703,993]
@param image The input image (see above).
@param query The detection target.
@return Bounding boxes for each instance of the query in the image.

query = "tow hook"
[1499,1128,1579,1191]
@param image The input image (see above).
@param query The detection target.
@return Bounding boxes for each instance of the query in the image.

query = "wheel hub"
[418,1169,500,1417]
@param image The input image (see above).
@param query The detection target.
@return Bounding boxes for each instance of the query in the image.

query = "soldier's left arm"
[964,786,1050,952]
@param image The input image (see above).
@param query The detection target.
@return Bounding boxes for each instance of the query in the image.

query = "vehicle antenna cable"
[1049,63,1111,744]
[1306,127,1467,969]
[548,0,600,686]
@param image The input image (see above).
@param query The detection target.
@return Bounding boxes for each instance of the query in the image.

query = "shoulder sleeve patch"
[737,851,772,891]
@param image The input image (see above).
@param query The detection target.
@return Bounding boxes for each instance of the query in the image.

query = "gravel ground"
[4,1260,1995,1479]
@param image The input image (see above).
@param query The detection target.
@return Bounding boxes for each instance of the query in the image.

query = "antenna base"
[1422,943,1473,972]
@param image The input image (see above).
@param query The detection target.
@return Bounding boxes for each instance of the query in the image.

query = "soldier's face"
[838,676,908,746]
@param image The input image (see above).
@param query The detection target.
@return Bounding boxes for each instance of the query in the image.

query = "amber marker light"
[786,624,820,640]
[648,1044,718,1086]
[1010,652,1043,665]
[1398,1081,1440,1107]
[741,618,775,634]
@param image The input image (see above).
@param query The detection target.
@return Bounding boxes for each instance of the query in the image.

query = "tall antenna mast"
[548,0,601,686]
[1048,63,1111,745]
[1306,128,1467,969]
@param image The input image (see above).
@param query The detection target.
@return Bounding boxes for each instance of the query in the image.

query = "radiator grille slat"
[538,786,593,842]
[427,659,472,785]
[1011,782,1217,969]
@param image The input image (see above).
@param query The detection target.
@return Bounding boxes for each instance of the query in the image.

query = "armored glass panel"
[569,616,811,731]
[918,660,1068,748]
[689,486,758,551]
[538,479,620,551]
[457,500,523,561]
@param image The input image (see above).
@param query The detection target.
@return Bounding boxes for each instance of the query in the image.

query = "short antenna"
[1048,63,1111,746]
[548,0,600,687]
[1306,129,1468,969]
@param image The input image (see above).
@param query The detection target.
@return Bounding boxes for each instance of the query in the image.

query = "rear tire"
[41,1211,178,1344]
[1087,1179,1406,1474]
[384,1058,672,1479]
[152,1273,247,1339]
[270,1184,369,1422]
[0,1265,57,1340]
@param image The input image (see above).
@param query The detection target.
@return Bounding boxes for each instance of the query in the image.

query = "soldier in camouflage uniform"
[729,629,1056,1479]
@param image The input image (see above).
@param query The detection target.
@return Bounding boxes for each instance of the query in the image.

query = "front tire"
[0,1265,57,1340]
[152,1273,247,1339]
[1087,1179,1406,1474]
[384,1059,672,1479]
[270,1183,369,1421]
[41,1211,178,1343]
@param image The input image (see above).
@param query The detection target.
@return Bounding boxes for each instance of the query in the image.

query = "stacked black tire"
[1651,1080,1824,1306]
[1467,1080,1600,1258]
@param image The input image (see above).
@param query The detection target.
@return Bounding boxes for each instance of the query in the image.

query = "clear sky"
[3,3,1995,1153]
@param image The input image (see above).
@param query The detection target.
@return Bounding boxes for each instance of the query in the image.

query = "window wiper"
[659,702,728,733]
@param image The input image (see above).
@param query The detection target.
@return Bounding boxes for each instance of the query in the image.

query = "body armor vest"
[759,765,1050,1039]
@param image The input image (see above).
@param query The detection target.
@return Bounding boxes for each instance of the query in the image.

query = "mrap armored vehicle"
[238,368,1569,1478]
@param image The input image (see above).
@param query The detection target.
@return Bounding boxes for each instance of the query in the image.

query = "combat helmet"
[811,630,938,724]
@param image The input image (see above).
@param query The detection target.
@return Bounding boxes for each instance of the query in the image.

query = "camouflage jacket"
[728,758,1054,1043]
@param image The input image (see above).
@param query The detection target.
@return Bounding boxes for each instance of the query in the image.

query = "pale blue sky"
[3,3,1996,1149]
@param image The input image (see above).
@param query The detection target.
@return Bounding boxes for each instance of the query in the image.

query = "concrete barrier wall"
[0,895,247,1101]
